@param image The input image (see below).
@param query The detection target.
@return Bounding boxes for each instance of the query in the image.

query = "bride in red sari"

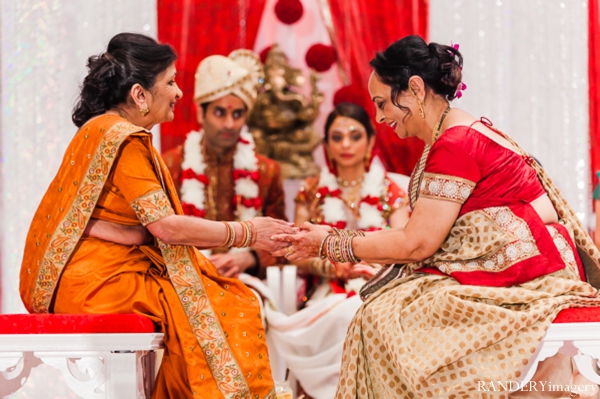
[273,35,600,398]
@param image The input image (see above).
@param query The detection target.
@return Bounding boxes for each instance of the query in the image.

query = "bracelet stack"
[307,258,337,278]
[235,221,257,248]
[319,228,365,264]
[221,222,236,248]
[221,221,258,249]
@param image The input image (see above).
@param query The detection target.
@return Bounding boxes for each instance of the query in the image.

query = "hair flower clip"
[455,82,467,99]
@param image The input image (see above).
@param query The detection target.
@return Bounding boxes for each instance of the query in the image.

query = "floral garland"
[180,126,261,223]
[316,162,388,231]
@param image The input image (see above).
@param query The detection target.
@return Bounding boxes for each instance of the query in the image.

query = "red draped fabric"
[157,0,267,151]
[157,0,427,175]
[328,0,428,175]
[589,0,600,191]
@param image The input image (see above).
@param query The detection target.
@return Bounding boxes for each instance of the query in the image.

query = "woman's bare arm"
[352,198,459,263]
[273,197,460,264]
[84,219,152,245]
[146,215,294,253]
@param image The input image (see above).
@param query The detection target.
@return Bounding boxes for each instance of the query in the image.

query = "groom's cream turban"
[194,49,264,110]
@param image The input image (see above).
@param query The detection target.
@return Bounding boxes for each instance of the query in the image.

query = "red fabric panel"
[328,0,428,175]
[0,314,156,334]
[554,307,600,323]
[590,0,600,192]
[157,0,267,152]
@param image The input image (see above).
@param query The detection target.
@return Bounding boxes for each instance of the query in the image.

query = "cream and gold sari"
[337,123,600,398]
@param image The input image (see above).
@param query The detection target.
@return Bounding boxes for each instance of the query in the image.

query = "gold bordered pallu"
[20,114,275,399]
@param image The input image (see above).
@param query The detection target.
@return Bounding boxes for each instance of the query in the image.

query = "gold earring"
[409,87,426,119]
[140,107,149,117]
[364,152,371,169]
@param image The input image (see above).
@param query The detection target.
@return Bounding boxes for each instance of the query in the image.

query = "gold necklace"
[336,175,364,188]
[409,106,452,208]
[342,184,362,209]
[432,106,452,143]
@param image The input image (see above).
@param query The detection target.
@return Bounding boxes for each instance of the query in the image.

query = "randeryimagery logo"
[477,381,599,397]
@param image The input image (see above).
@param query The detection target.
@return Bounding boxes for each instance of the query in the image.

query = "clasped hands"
[271,222,378,278]
[270,222,331,261]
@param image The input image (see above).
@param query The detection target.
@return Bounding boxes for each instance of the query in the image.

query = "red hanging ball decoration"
[333,85,365,107]
[274,0,304,25]
[305,44,336,72]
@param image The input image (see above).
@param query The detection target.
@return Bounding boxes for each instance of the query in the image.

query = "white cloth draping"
[265,294,362,399]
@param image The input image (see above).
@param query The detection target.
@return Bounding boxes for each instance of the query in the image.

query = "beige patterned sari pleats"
[336,128,600,398]
[337,269,600,398]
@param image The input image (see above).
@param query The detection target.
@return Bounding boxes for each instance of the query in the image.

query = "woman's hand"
[209,252,255,278]
[250,217,297,252]
[271,222,330,261]
[350,262,380,279]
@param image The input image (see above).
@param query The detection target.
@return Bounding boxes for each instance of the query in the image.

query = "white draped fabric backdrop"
[0,0,592,320]
[430,0,590,223]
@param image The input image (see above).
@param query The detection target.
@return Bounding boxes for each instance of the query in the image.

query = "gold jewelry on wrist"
[318,236,328,260]
[236,221,248,248]
[322,229,364,264]
[308,258,337,278]
[236,221,254,248]
[222,222,236,248]
[247,220,258,246]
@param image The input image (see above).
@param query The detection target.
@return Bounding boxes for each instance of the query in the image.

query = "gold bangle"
[247,220,257,247]
[318,236,328,260]
[223,222,236,248]
[236,221,249,248]
[238,221,254,248]
[220,221,231,247]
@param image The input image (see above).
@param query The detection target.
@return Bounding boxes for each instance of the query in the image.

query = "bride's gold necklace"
[336,175,364,188]
[342,184,362,210]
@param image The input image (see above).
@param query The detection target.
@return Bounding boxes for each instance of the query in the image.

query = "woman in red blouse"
[274,35,600,398]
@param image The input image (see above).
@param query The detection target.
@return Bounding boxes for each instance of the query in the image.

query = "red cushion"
[553,307,600,323]
[0,314,157,334]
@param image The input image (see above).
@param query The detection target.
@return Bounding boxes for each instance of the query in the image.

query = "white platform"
[0,333,164,399]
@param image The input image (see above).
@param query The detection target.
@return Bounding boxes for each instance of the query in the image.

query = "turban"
[194,49,264,110]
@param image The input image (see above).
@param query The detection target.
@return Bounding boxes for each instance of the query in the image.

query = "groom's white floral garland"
[317,162,388,231]
[180,126,261,222]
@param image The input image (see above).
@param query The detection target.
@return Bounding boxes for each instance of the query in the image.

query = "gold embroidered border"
[32,121,143,313]
[419,173,475,204]
[131,189,174,226]
[158,241,251,398]
[435,207,541,274]
[547,225,581,279]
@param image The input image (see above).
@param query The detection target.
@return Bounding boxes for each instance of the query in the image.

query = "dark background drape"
[157,0,428,175]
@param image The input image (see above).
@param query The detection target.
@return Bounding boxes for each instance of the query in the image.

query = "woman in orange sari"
[20,33,292,399]
[274,36,600,398]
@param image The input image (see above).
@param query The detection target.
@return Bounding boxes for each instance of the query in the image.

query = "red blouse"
[425,124,546,216]
[415,122,585,286]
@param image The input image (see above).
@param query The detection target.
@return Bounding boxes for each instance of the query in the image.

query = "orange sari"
[20,114,275,399]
